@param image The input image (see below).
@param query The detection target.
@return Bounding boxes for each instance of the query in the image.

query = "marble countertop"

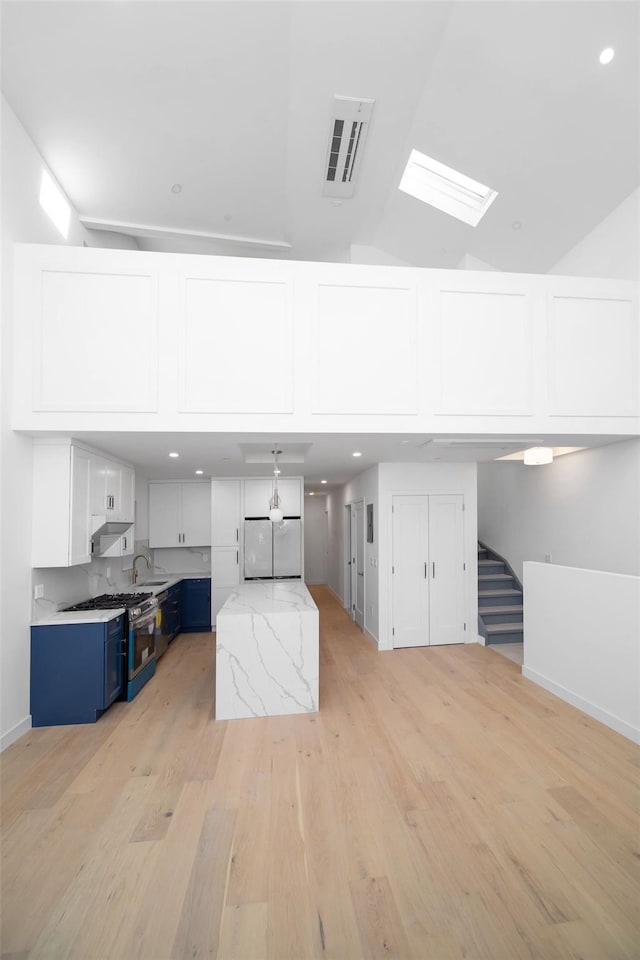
[218,580,316,617]
[130,572,211,595]
[32,608,126,627]
[32,574,211,626]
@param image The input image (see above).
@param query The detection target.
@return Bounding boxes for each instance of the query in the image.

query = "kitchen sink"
[137,579,169,586]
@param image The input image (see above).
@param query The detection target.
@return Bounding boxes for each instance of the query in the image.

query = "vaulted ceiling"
[2,1,638,272]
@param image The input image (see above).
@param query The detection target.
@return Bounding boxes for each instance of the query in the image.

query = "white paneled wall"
[12,245,638,436]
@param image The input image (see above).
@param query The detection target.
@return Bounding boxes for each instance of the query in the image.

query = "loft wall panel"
[313,283,418,414]
[179,276,293,413]
[437,289,533,416]
[549,294,637,416]
[35,271,158,412]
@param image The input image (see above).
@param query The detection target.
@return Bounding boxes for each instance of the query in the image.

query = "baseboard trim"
[364,626,378,647]
[523,666,640,744]
[1,715,32,752]
[327,584,345,607]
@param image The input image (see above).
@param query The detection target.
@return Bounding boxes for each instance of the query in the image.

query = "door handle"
[357,571,364,577]
[424,562,427,579]
[432,562,436,579]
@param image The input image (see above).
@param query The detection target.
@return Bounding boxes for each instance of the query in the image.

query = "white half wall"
[523,562,640,743]
[549,188,640,281]
[478,439,640,580]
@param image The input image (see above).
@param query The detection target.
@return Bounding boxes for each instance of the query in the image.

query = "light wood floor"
[2,586,639,960]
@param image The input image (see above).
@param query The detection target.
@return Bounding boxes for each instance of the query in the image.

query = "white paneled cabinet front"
[149,482,211,547]
[392,494,465,647]
[211,480,241,547]
[13,245,638,435]
[15,246,160,414]
[91,457,135,524]
[177,260,294,413]
[32,441,92,567]
[312,271,419,415]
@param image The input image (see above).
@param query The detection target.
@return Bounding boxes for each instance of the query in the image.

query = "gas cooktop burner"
[64,593,154,611]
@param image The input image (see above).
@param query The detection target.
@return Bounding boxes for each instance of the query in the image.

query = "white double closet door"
[392,494,465,647]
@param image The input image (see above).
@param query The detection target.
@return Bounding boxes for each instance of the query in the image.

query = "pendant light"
[269,445,284,522]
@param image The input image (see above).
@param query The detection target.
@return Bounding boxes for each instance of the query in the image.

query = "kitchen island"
[215,581,319,720]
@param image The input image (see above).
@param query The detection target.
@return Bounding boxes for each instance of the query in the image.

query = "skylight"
[39,170,70,239]
[399,149,498,227]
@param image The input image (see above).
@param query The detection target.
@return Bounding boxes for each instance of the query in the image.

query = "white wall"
[304,495,328,584]
[326,465,379,641]
[0,97,136,749]
[478,439,640,580]
[523,562,640,743]
[377,462,478,651]
[549,188,640,281]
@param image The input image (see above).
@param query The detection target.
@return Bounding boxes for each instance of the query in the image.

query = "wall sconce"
[523,447,554,466]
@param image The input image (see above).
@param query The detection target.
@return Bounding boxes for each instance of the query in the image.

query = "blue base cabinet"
[165,582,182,642]
[31,614,125,726]
[180,578,211,632]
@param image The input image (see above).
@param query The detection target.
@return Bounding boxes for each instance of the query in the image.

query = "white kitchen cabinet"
[90,456,135,525]
[32,440,92,567]
[242,479,273,518]
[211,546,240,627]
[243,477,302,518]
[149,482,211,547]
[211,480,241,546]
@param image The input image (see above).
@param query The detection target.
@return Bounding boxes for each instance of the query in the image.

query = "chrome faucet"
[131,553,151,585]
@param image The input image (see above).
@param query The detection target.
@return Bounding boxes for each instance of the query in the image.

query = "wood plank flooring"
[2,585,639,959]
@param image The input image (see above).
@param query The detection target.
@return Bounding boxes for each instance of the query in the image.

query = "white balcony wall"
[12,244,639,437]
[523,562,640,743]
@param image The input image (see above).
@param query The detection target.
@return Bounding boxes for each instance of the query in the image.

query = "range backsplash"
[31,543,211,620]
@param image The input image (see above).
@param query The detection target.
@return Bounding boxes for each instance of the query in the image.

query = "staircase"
[477,543,523,644]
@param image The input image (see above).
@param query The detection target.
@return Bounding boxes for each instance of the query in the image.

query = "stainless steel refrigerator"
[244,519,302,580]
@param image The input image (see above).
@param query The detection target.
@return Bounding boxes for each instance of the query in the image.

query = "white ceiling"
[3,3,637,487]
[35,431,630,492]
[2,1,638,272]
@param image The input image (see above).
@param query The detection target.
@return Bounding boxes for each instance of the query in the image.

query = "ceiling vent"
[322,96,374,199]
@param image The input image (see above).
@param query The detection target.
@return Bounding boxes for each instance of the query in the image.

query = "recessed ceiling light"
[195,470,203,475]
[321,479,327,484]
[399,149,498,227]
[169,452,179,458]
[523,447,554,466]
[39,170,70,239]
[352,451,362,457]
[599,47,615,65]
[171,183,182,194]
[309,491,315,496]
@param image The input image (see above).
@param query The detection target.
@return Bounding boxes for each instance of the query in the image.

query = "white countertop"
[131,572,211,595]
[32,608,126,627]
[218,580,316,617]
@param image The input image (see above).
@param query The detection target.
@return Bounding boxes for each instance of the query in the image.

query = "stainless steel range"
[64,593,159,700]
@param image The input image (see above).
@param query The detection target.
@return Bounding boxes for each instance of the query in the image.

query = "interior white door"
[429,495,465,645]
[392,495,429,647]
[354,500,365,630]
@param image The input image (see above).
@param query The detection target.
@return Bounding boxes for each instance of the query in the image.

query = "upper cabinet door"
[211,480,241,546]
[90,456,110,517]
[243,479,274,518]
[276,478,302,517]
[69,447,92,566]
[118,466,135,523]
[149,483,181,548]
[181,483,211,546]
